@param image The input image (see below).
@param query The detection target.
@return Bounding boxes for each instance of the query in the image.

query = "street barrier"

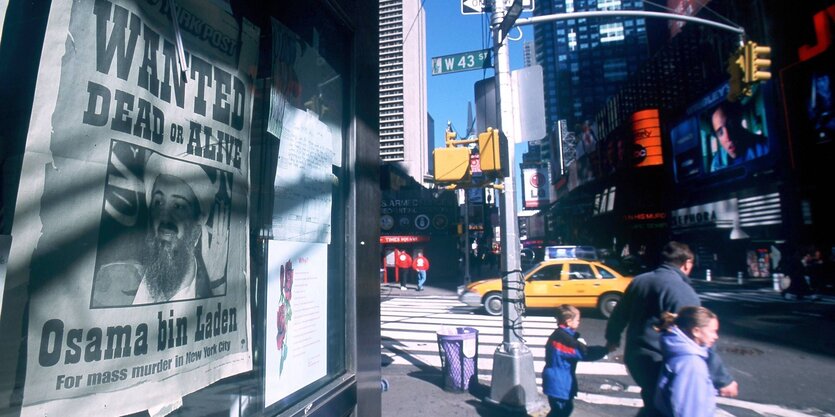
[436,327,479,392]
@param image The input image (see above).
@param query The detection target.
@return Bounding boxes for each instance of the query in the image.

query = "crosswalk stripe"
[698,290,835,305]
[381,296,629,384]
[381,295,823,417]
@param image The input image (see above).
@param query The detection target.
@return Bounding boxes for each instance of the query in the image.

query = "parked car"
[457,258,632,318]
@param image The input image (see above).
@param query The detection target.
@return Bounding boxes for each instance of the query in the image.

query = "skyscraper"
[534,0,650,130]
[379,0,430,184]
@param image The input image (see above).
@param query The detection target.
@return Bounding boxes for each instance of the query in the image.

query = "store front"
[0,1,380,416]
[669,190,786,279]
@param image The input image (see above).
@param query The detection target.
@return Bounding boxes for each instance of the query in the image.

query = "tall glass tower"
[534,0,650,130]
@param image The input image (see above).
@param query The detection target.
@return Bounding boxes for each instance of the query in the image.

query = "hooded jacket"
[541,326,608,400]
[654,326,716,417]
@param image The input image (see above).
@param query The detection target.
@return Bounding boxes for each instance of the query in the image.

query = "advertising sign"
[7,1,258,415]
[631,109,663,167]
[380,191,457,236]
[669,83,772,183]
[522,163,553,209]
[667,0,712,38]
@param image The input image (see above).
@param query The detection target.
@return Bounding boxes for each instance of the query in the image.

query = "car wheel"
[483,292,503,316]
[598,293,621,318]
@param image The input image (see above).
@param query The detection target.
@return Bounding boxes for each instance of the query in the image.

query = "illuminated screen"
[670,84,771,182]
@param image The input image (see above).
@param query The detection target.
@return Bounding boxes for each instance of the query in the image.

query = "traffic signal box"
[478,128,502,173]
[727,51,746,101]
[433,147,471,182]
[744,41,771,83]
[728,41,771,102]
[432,127,507,184]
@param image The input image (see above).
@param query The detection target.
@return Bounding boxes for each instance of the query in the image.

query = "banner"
[7,1,258,415]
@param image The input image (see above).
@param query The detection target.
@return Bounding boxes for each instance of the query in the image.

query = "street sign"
[432,49,492,76]
[462,0,534,15]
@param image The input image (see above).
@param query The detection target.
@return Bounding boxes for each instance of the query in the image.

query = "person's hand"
[606,342,619,353]
[202,199,230,292]
[718,380,739,397]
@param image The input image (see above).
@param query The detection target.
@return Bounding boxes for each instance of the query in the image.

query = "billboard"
[669,83,772,183]
[667,0,712,38]
[521,163,554,209]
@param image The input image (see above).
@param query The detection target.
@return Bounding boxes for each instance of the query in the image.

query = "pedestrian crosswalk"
[380,295,629,388]
[381,295,827,417]
[698,289,835,305]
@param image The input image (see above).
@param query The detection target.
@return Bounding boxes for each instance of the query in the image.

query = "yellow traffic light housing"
[744,41,771,83]
[727,41,771,102]
[727,50,746,102]
[478,128,502,173]
[445,130,458,146]
[433,147,471,182]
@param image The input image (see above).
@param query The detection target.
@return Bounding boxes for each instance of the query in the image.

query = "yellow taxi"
[457,258,633,318]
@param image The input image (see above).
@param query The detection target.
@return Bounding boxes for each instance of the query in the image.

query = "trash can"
[436,326,478,392]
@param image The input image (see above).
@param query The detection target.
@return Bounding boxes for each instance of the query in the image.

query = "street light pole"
[485,0,541,413]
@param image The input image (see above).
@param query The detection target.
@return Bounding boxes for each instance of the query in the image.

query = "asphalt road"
[381,279,835,416]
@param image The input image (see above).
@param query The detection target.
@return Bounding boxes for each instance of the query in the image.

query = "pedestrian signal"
[433,147,471,182]
[478,128,502,173]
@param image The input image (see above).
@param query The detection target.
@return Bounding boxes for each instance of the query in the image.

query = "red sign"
[470,154,482,174]
[798,5,835,62]
[380,235,430,244]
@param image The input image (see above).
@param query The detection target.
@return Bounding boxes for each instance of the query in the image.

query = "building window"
[600,23,625,43]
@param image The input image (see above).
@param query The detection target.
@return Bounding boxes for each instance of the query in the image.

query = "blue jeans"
[416,270,426,289]
[547,397,573,417]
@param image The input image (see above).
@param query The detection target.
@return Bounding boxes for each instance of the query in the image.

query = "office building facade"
[379,0,430,184]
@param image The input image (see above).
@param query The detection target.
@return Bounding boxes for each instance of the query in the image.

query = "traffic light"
[433,147,471,182]
[478,128,502,173]
[744,41,771,83]
[728,41,771,102]
[727,50,746,102]
[518,218,528,240]
[445,129,457,146]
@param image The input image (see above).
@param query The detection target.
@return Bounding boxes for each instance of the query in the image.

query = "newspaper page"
[264,240,328,407]
[6,1,258,415]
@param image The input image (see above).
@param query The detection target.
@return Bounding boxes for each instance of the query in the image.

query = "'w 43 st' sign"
[431,49,492,76]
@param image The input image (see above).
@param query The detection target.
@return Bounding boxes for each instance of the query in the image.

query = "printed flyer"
[264,240,328,407]
[6,1,258,415]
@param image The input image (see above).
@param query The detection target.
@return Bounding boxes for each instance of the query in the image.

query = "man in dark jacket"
[605,241,738,416]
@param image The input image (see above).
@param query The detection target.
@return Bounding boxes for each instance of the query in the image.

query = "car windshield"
[522,261,540,277]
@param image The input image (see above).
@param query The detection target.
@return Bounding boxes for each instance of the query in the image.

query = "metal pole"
[513,10,745,35]
[485,0,541,413]
[464,190,471,284]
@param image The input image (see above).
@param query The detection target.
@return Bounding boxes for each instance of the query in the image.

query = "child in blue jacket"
[542,305,608,417]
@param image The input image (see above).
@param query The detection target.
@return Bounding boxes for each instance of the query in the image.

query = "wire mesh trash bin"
[436,326,479,392]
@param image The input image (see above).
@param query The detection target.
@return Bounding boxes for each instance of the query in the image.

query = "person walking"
[781,245,821,301]
[654,306,721,417]
[605,241,738,417]
[542,305,608,417]
[412,250,430,292]
[395,249,413,291]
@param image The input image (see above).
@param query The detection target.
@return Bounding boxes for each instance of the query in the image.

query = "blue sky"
[422,1,536,206]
